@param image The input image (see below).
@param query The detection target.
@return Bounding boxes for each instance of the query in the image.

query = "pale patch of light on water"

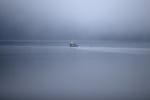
[75,47,150,54]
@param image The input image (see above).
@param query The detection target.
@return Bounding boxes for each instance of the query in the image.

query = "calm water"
[1,41,150,99]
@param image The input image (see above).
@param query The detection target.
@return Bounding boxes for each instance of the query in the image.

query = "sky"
[0,0,150,40]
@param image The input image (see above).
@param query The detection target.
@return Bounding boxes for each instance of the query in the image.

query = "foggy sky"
[0,0,150,40]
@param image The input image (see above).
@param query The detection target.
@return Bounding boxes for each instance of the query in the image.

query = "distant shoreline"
[0,40,150,48]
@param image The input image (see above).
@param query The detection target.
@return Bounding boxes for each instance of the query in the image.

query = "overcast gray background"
[1,1,150,99]
[0,0,150,40]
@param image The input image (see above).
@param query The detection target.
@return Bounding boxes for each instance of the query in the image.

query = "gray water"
[1,41,150,99]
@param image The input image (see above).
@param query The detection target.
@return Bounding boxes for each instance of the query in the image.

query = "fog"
[0,0,150,40]
[1,0,150,99]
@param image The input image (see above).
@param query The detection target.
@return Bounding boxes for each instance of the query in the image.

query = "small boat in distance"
[69,41,79,47]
